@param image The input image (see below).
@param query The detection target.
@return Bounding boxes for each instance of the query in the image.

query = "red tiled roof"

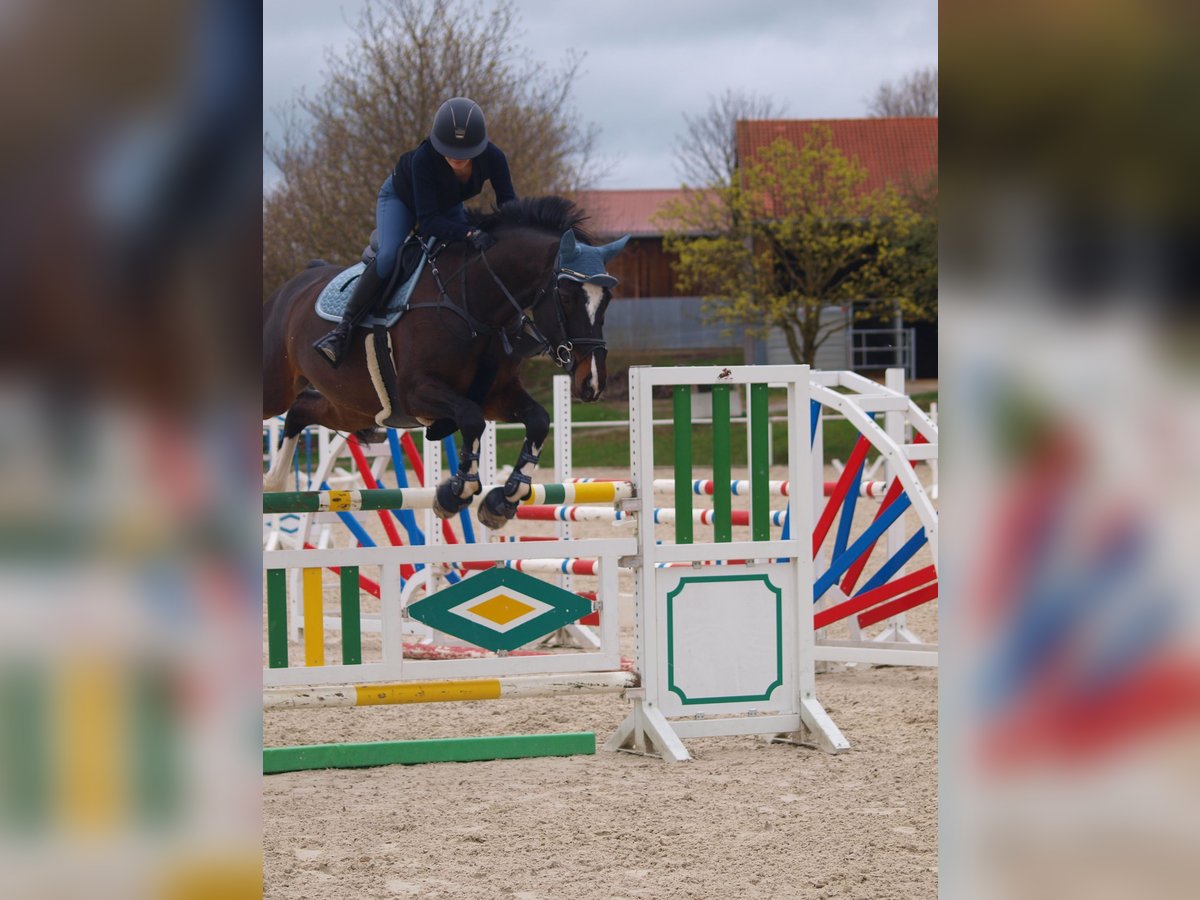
[735,117,937,195]
[571,189,693,237]
[572,118,935,236]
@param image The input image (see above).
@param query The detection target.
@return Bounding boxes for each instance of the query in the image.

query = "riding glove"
[468,230,497,252]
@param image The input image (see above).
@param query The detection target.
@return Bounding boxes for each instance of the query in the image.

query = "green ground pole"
[264,732,597,774]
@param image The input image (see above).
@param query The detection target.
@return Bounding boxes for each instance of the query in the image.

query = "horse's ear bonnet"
[556,231,631,288]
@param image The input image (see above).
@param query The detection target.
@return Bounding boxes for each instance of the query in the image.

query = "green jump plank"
[132,665,180,825]
[340,566,362,666]
[265,569,289,669]
[263,489,410,514]
[711,385,732,542]
[0,664,49,829]
[749,383,770,541]
[672,386,693,545]
[263,732,596,774]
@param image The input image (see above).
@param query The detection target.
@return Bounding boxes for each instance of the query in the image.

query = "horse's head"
[547,230,630,402]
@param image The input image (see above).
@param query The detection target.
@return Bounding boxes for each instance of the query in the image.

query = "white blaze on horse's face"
[577,347,606,402]
[582,283,604,326]
[573,282,607,402]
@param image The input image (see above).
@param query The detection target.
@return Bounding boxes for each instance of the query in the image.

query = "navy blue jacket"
[392,139,517,242]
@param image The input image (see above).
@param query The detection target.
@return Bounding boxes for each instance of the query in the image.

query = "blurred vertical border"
[941,1,1200,897]
[0,1,261,897]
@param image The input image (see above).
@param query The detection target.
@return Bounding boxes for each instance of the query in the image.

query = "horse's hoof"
[478,488,519,530]
[433,480,473,519]
[353,427,387,444]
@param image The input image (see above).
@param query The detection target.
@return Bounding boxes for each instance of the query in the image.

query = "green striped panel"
[132,664,180,825]
[672,386,693,545]
[340,566,362,666]
[0,663,49,829]
[711,385,732,542]
[750,384,770,541]
[266,569,289,668]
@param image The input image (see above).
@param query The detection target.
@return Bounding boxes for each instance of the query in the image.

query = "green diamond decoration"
[407,567,594,652]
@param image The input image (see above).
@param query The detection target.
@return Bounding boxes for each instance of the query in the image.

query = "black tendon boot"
[313,259,389,367]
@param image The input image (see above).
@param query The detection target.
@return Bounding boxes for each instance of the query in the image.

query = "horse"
[263,196,629,529]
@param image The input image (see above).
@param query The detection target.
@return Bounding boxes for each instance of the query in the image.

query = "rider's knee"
[374,248,398,277]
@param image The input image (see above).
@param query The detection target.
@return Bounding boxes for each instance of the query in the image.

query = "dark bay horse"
[263,196,628,529]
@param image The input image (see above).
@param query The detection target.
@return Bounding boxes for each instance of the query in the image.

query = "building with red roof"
[735,117,937,196]
[572,189,688,238]
[571,189,699,301]
[571,118,937,374]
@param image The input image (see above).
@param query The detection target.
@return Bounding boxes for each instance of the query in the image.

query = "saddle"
[314,234,436,328]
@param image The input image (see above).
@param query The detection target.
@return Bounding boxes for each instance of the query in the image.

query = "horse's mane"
[469,196,596,245]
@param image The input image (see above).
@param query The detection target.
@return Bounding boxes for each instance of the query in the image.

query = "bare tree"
[673,89,788,187]
[264,0,600,297]
[868,66,938,117]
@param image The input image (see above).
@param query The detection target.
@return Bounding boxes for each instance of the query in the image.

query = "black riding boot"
[313,259,389,368]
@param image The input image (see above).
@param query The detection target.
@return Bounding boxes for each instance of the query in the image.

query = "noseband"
[479,252,606,374]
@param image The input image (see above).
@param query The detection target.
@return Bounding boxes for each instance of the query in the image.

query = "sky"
[263,0,937,192]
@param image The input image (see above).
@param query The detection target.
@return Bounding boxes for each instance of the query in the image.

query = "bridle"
[415,237,608,374]
[478,251,607,373]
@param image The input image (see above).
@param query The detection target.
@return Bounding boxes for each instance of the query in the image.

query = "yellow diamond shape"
[467,593,537,625]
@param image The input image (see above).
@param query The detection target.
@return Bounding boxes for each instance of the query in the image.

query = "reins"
[406,246,490,337]
[405,237,604,372]
[479,251,573,366]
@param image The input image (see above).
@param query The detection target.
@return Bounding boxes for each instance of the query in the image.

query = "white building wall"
[764,306,851,369]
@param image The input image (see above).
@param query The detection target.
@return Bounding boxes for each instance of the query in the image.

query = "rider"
[313,97,518,367]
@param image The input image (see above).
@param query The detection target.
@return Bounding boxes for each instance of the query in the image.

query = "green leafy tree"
[264,0,599,297]
[661,126,927,366]
[897,170,938,314]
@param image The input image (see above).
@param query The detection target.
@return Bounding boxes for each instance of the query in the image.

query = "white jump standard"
[604,365,848,760]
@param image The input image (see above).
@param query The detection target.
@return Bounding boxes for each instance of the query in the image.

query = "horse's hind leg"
[263,430,301,493]
[263,392,320,492]
[263,389,374,492]
[478,387,550,530]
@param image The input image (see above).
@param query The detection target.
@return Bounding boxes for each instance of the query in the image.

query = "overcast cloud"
[264,0,936,191]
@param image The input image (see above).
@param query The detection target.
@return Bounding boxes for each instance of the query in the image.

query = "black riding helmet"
[430,97,488,159]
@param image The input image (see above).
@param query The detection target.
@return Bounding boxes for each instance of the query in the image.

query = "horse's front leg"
[433,414,487,520]
[478,388,550,530]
